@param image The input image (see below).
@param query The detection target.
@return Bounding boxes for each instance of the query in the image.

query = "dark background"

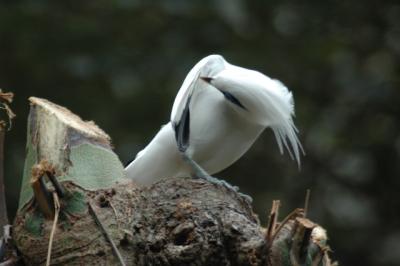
[1,1,399,265]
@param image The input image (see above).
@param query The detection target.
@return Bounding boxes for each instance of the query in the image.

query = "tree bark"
[10,97,336,266]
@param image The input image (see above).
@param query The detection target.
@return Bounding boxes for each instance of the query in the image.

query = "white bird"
[125,54,303,187]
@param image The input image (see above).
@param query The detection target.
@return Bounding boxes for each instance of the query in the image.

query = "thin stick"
[0,225,10,262]
[0,89,14,237]
[304,189,311,218]
[46,171,66,198]
[0,90,15,130]
[88,202,126,266]
[271,208,304,243]
[0,123,8,233]
[0,239,4,262]
[109,202,119,224]
[265,200,280,244]
[30,175,54,219]
[30,161,66,219]
[46,192,60,266]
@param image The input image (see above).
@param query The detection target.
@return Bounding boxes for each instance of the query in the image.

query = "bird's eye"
[200,77,213,83]
[221,91,247,110]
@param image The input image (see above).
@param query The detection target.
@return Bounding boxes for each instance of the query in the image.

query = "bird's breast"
[188,86,264,175]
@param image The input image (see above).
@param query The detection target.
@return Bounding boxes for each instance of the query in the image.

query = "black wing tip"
[173,107,191,153]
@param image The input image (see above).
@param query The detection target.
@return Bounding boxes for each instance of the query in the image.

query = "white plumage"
[125,55,303,186]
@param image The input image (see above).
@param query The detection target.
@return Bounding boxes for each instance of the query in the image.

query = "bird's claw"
[194,174,252,203]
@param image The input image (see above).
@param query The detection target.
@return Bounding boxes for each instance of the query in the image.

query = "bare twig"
[2,226,10,247]
[46,192,60,266]
[271,208,304,243]
[0,89,14,249]
[0,239,4,263]
[0,225,13,264]
[265,200,280,245]
[33,160,66,198]
[30,160,67,219]
[0,225,11,262]
[30,174,54,219]
[0,89,14,236]
[88,202,127,266]
[304,189,311,218]
[109,202,119,224]
[0,90,15,130]
[0,92,13,104]
[46,171,66,198]
[0,123,8,233]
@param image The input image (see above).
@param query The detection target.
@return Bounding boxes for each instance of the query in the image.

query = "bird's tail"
[271,118,304,168]
[268,80,304,167]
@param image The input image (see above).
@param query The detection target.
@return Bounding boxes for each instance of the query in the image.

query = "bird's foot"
[194,173,238,191]
[203,176,252,203]
[193,174,252,203]
[181,152,252,203]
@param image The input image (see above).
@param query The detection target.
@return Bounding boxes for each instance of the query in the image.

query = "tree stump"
[9,97,336,266]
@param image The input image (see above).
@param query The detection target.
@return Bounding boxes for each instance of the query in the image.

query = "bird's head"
[199,55,304,166]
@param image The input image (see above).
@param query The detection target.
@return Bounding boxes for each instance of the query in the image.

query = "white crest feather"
[213,64,304,166]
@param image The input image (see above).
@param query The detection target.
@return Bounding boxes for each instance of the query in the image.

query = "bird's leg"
[181,152,252,203]
[181,152,240,192]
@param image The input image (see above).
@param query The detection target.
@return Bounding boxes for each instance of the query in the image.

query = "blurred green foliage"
[0,1,399,265]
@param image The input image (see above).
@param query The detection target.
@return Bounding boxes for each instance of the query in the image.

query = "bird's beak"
[200,77,213,84]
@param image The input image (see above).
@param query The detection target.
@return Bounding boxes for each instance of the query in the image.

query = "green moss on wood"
[64,191,87,215]
[18,142,124,209]
[24,209,44,237]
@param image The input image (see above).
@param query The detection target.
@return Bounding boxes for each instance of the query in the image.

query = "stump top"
[29,97,110,143]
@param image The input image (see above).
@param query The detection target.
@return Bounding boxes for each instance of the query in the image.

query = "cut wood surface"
[10,97,336,266]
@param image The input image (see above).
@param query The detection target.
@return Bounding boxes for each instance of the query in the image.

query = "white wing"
[170,55,225,124]
[170,55,226,151]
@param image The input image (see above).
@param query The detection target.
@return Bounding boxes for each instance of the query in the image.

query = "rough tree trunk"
[7,97,336,266]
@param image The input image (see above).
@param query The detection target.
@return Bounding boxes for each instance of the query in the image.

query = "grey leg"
[181,152,252,203]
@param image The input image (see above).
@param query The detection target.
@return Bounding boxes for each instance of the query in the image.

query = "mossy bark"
[11,97,336,266]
